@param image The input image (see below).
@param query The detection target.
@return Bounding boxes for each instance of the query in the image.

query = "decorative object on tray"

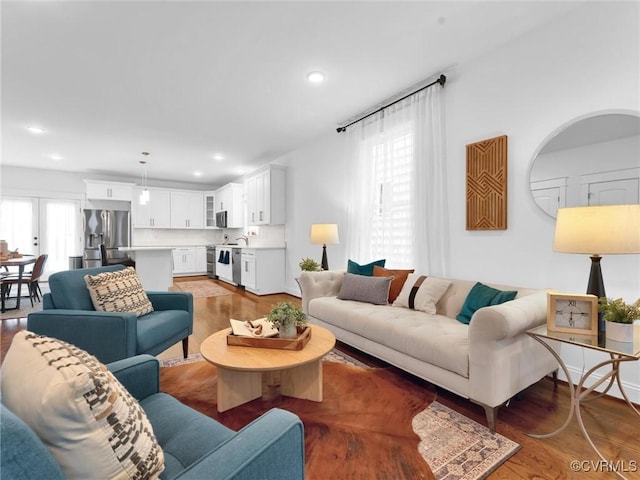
[599,297,640,342]
[226,325,312,350]
[266,301,307,339]
[546,291,598,336]
[229,318,279,338]
[299,257,321,272]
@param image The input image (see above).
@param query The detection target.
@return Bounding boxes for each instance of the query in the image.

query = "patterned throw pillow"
[1,331,165,480]
[372,266,415,302]
[393,273,452,314]
[85,267,154,317]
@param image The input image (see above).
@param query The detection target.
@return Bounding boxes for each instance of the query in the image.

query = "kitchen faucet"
[236,235,248,246]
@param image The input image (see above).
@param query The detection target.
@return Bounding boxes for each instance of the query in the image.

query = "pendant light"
[139,152,150,205]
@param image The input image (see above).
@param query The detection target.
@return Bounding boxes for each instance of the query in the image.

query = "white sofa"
[298,270,558,431]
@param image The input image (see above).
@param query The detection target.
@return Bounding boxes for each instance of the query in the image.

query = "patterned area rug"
[173,280,231,298]
[159,349,519,479]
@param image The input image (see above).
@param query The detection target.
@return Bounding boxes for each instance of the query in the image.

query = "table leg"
[281,360,323,402]
[529,337,639,480]
[15,265,25,310]
[216,367,262,412]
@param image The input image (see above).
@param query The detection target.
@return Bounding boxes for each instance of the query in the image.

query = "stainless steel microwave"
[215,210,227,228]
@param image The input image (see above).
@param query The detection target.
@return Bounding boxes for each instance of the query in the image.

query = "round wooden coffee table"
[200,324,336,412]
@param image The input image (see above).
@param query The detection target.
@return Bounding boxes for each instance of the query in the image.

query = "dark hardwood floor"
[2,276,639,479]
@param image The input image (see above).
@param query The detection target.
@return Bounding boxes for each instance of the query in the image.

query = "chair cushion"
[140,393,234,478]
[85,267,154,317]
[135,310,192,354]
[48,264,125,310]
[1,331,164,480]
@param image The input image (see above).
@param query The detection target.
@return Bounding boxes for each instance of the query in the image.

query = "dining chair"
[1,254,48,307]
[99,244,135,268]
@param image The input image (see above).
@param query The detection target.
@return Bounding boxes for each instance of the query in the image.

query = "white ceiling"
[1,1,583,187]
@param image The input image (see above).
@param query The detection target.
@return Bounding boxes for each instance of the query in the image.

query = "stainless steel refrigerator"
[83,209,131,268]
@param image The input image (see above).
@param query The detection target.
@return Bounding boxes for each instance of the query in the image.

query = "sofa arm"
[468,291,548,343]
[27,310,138,363]
[108,355,160,401]
[174,408,305,480]
[298,270,345,314]
[147,291,193,313]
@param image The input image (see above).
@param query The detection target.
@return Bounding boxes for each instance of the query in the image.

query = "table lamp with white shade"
[310,224,339,271]
[553,204,640,332]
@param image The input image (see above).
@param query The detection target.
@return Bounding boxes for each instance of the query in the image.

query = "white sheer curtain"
[345,85,449,274]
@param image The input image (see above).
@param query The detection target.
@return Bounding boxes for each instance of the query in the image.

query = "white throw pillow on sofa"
[1,331,164,480]
[393,274,452,314]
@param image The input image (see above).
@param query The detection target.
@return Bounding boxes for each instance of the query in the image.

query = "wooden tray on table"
[226,327,312,351]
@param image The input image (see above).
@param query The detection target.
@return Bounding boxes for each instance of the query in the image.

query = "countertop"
[119,246,175,251]
[213,244,285,250]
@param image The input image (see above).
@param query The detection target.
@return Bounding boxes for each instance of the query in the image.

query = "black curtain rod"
[336,74,446,133]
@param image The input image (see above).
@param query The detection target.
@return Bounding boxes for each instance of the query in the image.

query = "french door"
[0,196,82,280]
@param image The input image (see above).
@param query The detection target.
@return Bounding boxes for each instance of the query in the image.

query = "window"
[367,122,415,267]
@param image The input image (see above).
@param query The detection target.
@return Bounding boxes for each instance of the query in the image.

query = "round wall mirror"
[529,112,640,218]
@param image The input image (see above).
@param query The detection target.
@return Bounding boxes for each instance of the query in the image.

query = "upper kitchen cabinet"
[245,165,286,225]
[170,191,204,229]
[84,180,134,201]
[204,191,217,228]
[215,183,243,228]
[132,187,171,228]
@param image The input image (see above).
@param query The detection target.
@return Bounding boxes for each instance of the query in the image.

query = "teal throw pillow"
[347,259,386,276]
[456,282,517,324]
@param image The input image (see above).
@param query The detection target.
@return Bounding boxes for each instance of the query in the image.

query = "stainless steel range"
[206,245,216,279]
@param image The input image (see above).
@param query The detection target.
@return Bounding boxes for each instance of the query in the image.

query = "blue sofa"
[1,355,305,480]
[27,265,193,363]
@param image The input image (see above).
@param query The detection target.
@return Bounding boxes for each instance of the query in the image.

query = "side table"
[527,325,639,479]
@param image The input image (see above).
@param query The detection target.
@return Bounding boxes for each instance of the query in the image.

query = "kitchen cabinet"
[239,248,284,295]
[132,187,171,228]
[240,250,256,290]
[172,246,207,275]
[214,183,243,228]
[170,191,204,229]
[195,246,207,272]
[204,192,217,228]
[245,165,286,225]
[84,180,134,201]
[172,247,196,274]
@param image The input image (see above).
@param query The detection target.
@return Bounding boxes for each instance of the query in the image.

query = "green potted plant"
[599,297,640,342]
[266,301,307,339]
[299,257,321,272]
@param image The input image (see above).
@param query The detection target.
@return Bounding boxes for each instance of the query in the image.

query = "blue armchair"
[27,265,193,363]
[1,355,305,480]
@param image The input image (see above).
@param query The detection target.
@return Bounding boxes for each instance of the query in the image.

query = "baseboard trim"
[557,365,640,405]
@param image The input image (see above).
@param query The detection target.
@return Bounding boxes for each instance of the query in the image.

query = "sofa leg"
[472,401,498,433]
[182,337,189,358]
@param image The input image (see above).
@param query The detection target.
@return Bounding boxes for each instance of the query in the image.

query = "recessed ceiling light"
[193,171,203,177]
[213,154,224,161]
[49,154,63,161]
[236,168,245,175]
[306,71,325,83]
[27,126,45,134]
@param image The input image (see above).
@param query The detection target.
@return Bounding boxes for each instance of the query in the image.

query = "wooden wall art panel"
[465,135,508,230]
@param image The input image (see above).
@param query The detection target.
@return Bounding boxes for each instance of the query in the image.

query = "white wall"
[279,2,640,401]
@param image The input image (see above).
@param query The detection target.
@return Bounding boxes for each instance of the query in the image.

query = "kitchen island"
[119,246,173,291]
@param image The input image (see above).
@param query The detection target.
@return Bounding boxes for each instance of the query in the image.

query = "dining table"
[1,256,37,312]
